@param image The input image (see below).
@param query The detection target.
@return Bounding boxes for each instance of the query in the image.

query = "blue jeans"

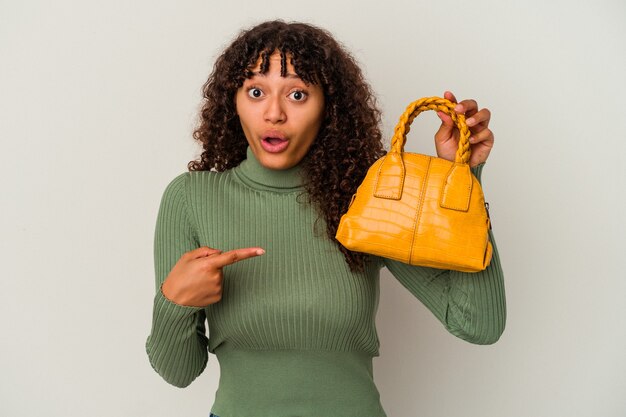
[209,414,219,417]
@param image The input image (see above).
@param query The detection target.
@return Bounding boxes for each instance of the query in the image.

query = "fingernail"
[256,249,265,255]
[466,117,475,126]
[455,104,463,112]
[469,136,476,143]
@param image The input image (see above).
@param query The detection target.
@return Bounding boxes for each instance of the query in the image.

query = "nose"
[264,96,286,124]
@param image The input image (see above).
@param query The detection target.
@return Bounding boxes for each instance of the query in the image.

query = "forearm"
[383,163,506,344]
[146,288,209,387]
[446,230,506,344]
[147,173,209,387]
[383,228,506,344]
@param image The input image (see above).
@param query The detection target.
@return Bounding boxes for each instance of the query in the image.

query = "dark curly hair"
[189,20,385,273]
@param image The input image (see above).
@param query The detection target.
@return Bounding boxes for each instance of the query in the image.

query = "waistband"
[211,344,386,417]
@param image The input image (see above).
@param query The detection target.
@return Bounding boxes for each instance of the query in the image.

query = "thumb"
[435,111,455,142]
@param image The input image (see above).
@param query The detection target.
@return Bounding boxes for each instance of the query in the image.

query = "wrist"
[161,276,186,305]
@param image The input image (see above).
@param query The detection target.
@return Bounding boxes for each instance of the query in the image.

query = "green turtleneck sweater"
[146,147,506,417]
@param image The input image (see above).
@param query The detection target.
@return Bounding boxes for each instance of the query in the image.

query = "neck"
[233,147,306,193]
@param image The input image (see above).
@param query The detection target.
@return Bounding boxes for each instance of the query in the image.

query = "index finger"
[210,247,265,268]
[454,99,478,117]
[444,90,458,103]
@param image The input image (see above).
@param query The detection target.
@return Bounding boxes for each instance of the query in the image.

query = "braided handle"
[390,96,471,164]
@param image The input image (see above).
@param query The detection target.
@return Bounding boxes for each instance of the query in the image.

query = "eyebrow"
[249,71,301,79]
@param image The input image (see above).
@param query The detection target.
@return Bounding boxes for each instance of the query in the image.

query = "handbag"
[335,96,493,272]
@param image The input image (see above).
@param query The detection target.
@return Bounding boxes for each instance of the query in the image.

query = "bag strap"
[391,96,472,164]
[373,97,473,202]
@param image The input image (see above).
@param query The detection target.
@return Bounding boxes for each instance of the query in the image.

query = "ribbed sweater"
[146,147,506,417]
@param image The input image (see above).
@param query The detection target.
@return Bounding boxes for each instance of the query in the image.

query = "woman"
[146,20,505,417]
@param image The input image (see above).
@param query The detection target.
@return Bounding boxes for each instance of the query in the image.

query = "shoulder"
[155,173,191,216]
[161,169,239,201]
[160,172,190,200]
[163,169,227,190]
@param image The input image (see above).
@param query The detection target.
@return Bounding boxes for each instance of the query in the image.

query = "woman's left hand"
[434,91,494,167]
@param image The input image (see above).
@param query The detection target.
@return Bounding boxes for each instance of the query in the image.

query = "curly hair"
[189,20,386,273]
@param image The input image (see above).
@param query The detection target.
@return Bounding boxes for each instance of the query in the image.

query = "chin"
[266,159,297,171]
[255,154,292,170]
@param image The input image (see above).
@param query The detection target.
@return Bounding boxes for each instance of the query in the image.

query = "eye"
[247,87,263,98]
[288,90,307,101]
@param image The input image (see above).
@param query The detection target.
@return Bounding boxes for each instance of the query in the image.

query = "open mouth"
[264,137,287,145]
[261,132,289,153]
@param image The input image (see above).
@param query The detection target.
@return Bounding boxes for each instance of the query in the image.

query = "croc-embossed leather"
[336,97,493,272]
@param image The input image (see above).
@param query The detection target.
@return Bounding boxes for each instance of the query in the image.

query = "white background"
[1,1,625,416]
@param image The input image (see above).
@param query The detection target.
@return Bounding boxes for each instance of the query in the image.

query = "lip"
[260,130,289,153]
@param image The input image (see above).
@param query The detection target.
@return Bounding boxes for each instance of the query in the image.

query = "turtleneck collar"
[233,147,306,193]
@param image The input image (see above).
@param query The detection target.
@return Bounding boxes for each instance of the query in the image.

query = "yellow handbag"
[335,96,493,272]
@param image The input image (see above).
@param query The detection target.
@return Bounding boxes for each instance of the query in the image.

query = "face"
[235,51,325,170]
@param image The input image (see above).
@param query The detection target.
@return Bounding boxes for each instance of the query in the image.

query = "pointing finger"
[210,247,266,268]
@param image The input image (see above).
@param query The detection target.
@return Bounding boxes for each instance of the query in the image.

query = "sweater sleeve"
[145,172,209,387]
[382,163,506,345]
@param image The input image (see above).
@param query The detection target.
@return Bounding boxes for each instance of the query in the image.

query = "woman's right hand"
[161,246,265,307]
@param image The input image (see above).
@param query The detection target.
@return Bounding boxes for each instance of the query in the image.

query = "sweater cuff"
[156,284,205,315]
[471,162,485,183]
[146,286,208,387]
